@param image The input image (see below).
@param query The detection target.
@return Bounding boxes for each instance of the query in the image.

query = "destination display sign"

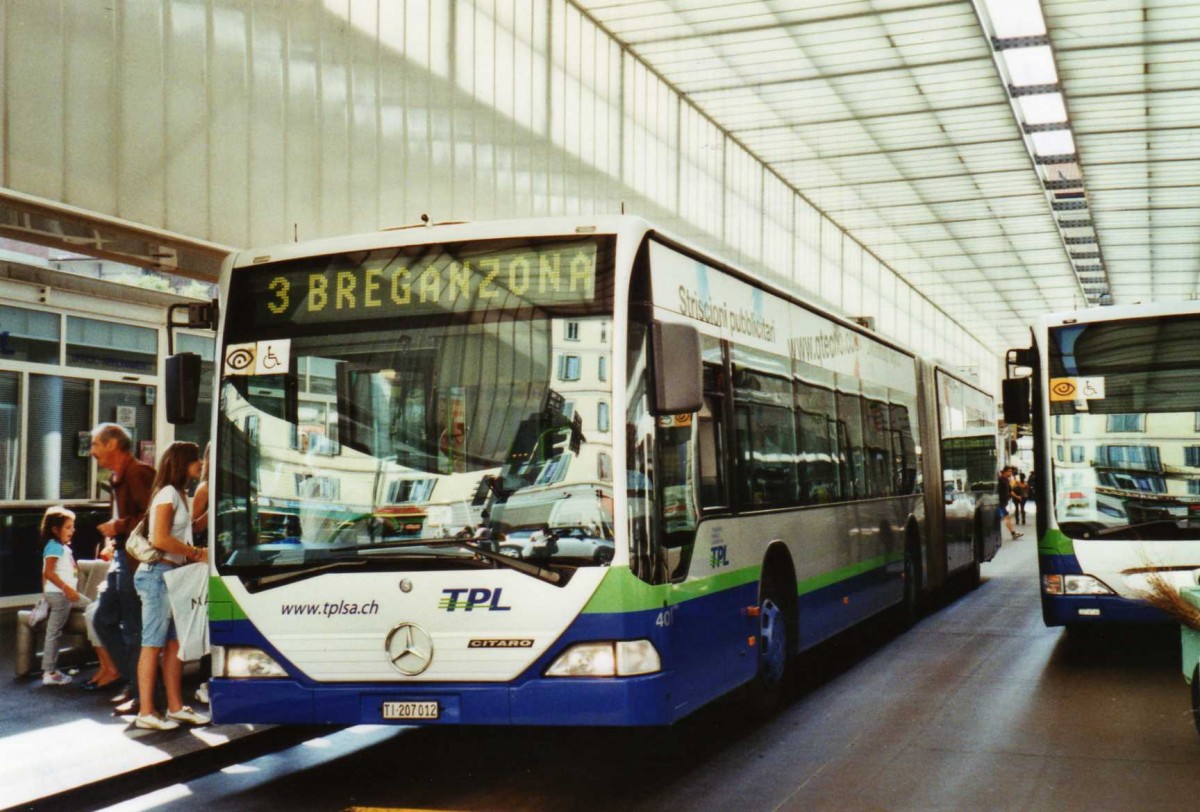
[237,238,605,328]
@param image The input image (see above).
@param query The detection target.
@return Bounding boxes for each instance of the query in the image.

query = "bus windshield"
[1048,313,1200,540]
[214,235,617,579]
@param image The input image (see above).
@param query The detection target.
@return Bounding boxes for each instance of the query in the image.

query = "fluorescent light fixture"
[1002,46,1058,86]
[1032,129,1076,155]
[1018,93,1067,125]
[984,0,1048,37]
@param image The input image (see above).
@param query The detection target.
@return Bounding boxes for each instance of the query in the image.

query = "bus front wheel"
[750,570,793,713]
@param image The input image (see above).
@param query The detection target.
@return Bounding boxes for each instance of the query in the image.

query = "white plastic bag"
[26,595,49,627]
[164,562,210,662]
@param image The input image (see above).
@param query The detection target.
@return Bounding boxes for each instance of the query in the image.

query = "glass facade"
[0,301,213,505]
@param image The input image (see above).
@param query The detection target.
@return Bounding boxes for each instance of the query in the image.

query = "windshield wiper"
[238,534,564,592]
[1090,520,1182,538]
[241,559,369,593]
[351,535,562,585]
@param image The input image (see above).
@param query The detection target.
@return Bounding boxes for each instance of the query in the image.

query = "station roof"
[578,0,1200,347]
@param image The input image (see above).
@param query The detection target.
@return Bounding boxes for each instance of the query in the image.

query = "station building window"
[0,304,60,364]
[26,375,92,500]
[66,316,158,375]
[97,381,157,484]
[0,372,19,500]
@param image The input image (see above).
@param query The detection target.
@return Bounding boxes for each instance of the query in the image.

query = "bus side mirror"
[650,322,702,416]
[165,353,202,424]
[1002,377,1030,426]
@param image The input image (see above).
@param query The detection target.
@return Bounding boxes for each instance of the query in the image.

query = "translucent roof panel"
[576,0,1200,347]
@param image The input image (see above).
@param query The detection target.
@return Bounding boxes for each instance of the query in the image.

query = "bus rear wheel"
[899,544,921,628]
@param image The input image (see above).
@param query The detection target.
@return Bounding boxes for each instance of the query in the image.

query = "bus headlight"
[546,640,661,677]
[221,646,288,678]
[616,640,661,675]
[1042,574,1115,596]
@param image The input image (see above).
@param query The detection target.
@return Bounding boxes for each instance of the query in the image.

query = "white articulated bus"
[170,216,1000,726]
[1004,301,1200,626]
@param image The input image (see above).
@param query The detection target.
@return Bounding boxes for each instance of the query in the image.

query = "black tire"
[749,569,794,714]
[967,533,982,590]
[899,543,921,627]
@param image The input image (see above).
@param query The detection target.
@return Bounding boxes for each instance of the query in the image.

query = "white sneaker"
[167,705,211,726]
[42,670,73,686]
[135,713,180,731]
[194,682,209,705]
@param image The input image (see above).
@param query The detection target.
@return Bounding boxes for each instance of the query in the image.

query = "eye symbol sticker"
[1051,380,1076,398]
[226,346,256,371]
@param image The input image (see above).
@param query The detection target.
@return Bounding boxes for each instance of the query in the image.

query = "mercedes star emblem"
[385,622,434,676]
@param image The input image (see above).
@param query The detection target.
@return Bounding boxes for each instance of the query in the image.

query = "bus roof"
[1038,299,1200,332]
[226,215,652,271]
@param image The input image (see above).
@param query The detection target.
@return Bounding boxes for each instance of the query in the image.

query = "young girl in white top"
[131,441,210,730]
[40,506,91,686]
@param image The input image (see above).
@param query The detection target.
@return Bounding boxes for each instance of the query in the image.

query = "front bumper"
[210,672,674,726]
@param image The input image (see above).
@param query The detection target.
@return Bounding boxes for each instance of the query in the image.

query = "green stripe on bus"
[582,565,761,614]
[584,553,902,614]
[796,552,903,596]
[209,576,248,621]
[1038,528,1074,557]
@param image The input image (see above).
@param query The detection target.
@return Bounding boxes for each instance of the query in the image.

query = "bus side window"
[734,366,798,509]
[889,402,917,494]
[862,398,891,498]
[837,391,866,500]
[795,380,841,504]
[698,363,728,510]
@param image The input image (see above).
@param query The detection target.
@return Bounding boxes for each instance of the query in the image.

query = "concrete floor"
[99,528,1200,812]
[636,533,1200,812]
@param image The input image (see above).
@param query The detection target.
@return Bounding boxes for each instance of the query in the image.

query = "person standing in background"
[1011,472,1029,525]
[998,467,1022,541]
[90,423,155,707]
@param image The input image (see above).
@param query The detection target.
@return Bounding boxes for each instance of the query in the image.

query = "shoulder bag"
[124,518,161,564]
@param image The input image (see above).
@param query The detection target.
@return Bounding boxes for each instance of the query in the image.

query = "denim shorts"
[133,562,177,648]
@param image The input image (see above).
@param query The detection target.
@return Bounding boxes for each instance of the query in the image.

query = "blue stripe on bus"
[210,558,903,726]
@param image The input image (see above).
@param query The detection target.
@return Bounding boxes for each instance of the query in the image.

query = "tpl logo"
[710,544,730,568]
[439,587,511,612]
